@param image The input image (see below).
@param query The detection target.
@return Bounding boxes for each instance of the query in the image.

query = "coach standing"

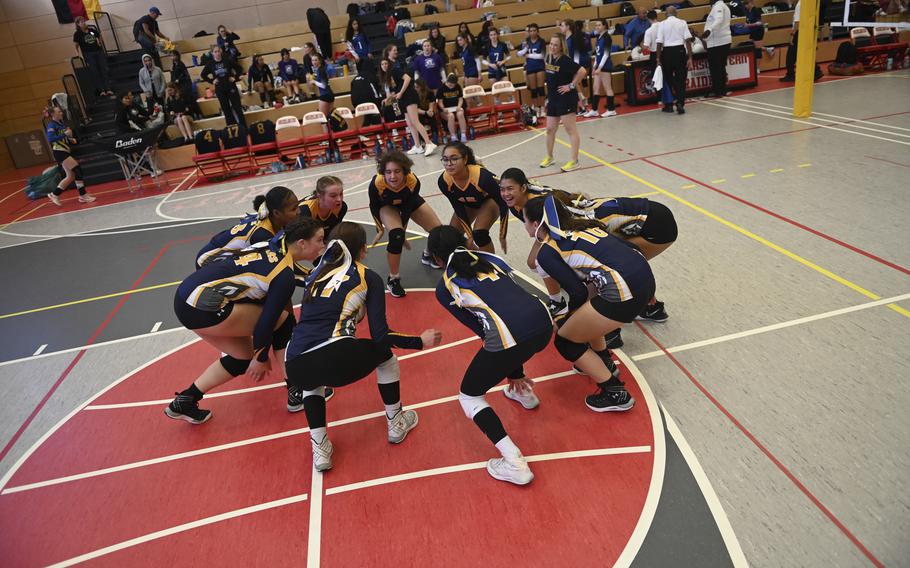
[656,7,693,115]
[703,0,732,97]
[200,46,247,128]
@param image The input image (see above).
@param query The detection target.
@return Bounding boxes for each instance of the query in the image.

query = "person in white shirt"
[703,0,732,97]
[656,7,694,114]
[643,11,675,108]
[781,0,823,81]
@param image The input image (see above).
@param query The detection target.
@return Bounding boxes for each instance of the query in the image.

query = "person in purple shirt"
[278,48,303,103]
[412,39,445,100]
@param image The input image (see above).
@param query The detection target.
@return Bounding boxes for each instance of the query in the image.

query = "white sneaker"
[47,193,62,206]
[423,142,438,157]
[312,436,333,472]
[77,194,96,203]
[766,46,775,56]
[406,145,423,155]
[503,382,540,410]
[460,134,468,143]
[487,455,534,485]
[583,109,599,118]
[387,409,418,444]
[601,110,617,117]
[450,135,458,142]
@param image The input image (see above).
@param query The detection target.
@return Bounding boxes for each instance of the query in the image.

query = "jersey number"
[569,227,608,244]
[233,250,278,267]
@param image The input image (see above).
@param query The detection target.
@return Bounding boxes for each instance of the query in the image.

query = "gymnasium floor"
[0,70,907,567]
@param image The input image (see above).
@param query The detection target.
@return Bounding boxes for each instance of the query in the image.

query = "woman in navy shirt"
[563,19,592,115]
[590,18,617,118]
[455,34,481,105]
[518,23,547,117]
[309,52,335,117]
[247,54,275,107]
[482,28,510,82]
[541,34,587,172]
[216,25,241,59]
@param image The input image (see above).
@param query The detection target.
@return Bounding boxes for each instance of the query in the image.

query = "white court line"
[307,462,324,568]
[2,370,575,495]
[0,216,228,242]
[735,97,910,133]
[154,170,196,221]
[150,322,162,333]
[703,100,910,147]
[718,98,910,139]
[33,344,47,356]
[47,492,309,568]
[326,446,652,496]
[662,406,749,568]
[83,336,480,410]
[631,292,910,362]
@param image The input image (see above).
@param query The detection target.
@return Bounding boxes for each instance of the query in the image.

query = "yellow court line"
[532,127,910,319]
[0,281,181,320]
[0,202,46,232]
[798,163,813,168]
[769,168,785,173]
[711,179,726,184]
[741,173,756,178]
[681,184,697,189]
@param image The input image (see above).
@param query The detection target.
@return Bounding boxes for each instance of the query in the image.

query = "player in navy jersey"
[518,24,547,118]
[482,28,511,82]
[167,218,327,424]
[563,19,592,115]
[298,175,347,238]
[286,222,442,471]
[499,168,676,338]
[522,196,655,412]
[428,226,552,485]
[456,34,482,105]
[44,106,95,205]
[437,142,509,254]
[196,186,299,268]
[368,151,444,297]
[541,34,587,172]
[590,19,618,117]
[309,52,335,118]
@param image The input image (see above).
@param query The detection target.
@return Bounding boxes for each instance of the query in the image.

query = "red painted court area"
[0,292,657,566]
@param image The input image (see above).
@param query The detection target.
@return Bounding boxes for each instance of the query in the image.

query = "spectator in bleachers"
[382,44,405,75]
[624,7,651,50]
[437,73,468,143]
[351,60,384,125]
[217,26,241,59]
[428,26,449,68]
[200,45,247,128]
[743,0,775,62]
[278,48,303,103]
[458,22,477,53]
[541,33,587,172]
[170,51,203,119]
[346,17,372,72]
[455,34,482,106]
[703,0,732,97]
[139,53,166,106]
[115,91,164,133]
[309,52,336,117]
[563,19,592,115]
[482,28,511,83]
[413,39,446,101]
[300,43,319,99]
[248,54,276,108]
[165,82,194,144]
[378,57,438,156]
[73,16,112,97]
[133,6,169,67]
[519,23,547,119]
[591,18,618,117]
[780,0,823,82]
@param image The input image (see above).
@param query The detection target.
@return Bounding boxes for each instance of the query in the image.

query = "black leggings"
[216,87,247,128]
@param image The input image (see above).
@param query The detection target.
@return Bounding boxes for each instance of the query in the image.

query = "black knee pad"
[535,87,546,98]
[72,166,85,180]
[472,229,491,247]
[272,312,295,351]
[220,355,251,377]
[554,334,587,362]
[387,228,406,255]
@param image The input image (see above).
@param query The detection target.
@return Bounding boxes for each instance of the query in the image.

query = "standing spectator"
[73,16,112,97]
[133,6,169,67]
[624,7,651,50]
[657,6,694,114]
[248,54,276,107]
[643,11,675,110]
[428,26,448,68]
[780,0,823,82]
[346,17,372,74]
[351,60,384,125]
[277,48,303,103]
[139,53,166,106]
[518,23,547,119]
[540,33,587,172]
[216,26,241,59]
[590,18,618,117]
[703,0,732,97]
[457,22,477,52]
[165,83,194,144]
[44,106,95,205]
[309,52,335,118]
[378,57,437,156]
[200,45,247,128]
[383,44,405,75]
[412,39,446,101]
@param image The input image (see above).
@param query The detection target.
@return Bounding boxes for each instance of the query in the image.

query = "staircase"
[72,49,145,186]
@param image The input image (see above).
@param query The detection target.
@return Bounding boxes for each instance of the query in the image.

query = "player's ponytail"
[427,225,495,279]
[253,185,295,220]
[302,222,366,303]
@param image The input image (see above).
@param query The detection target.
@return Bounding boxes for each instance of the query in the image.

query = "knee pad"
[72,166,85,180]
[272,312,295,351]
[387,228,406,255]
[458,392,490,419]
[534,261,549,279]
[220,354,251,377]
[554,334,587,363]
[535,87,546,98]
[472,229,491,248]
[376,356,400,385]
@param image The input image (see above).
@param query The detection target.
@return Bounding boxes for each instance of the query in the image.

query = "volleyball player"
[541,34,587,172]
[437,142,509,254]
[427,225,552,485]
[298,175,347,237]
[309,52,335,118]
[286,222,442,471]
[518,24,547,118]
[522,196,655,412]
[482,28,510,83]
[44,106,95,205]
[590,19,618,118]
[196,186,299,268]
[368,151,444,297]
[455,34,482,106]
[167,218,326,424]
[377,54,437,157]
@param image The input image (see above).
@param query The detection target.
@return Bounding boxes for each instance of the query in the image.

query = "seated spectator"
[299,43,319,98]
[350,60,384,125]
[248,54,276,107]
[828,40,863,75]
[133,6,169,67]
[165,83,194,143]
[743,0,775,60]
[169,51,202,118]
[624,8,651,49]
[278,48,303,103]
[437,73,468,143]
[139,53,166,106]
[216,25,241,59]
[116,91,164,134]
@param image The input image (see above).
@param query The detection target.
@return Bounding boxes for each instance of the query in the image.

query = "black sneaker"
[604,328,624,349]
[637,301,669,322]
[585,381,635,412]
[288,386,335,412]
[165,393,211,424]
[387,276,406,297]
[420,250,442,269]
[548,297,569,318]
[779,75,795,82]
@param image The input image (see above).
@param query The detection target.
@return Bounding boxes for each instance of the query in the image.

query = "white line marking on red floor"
[307,463,324,568]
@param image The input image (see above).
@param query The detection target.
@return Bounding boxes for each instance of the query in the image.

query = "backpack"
[132,18,143,41]
[620,1,636,16]
[329,109,348,132]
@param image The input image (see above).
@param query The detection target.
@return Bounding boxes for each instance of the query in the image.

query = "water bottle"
[886,57,893,70]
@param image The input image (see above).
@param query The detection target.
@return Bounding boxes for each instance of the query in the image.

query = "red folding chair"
[329,107,362,161]
[192,128,226,181]
[463,85,494,139]
[275,116,306,163]
[248,120,279,168]
[490,81,524,133]
[220,124,254,174]
[355,103,386,159]
[301,111,332,165]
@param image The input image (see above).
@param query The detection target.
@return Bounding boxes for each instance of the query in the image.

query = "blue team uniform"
[196,214,277,268]
[461,47,479,78]
[594,33,614,71]
[509,186,650,240]
[567,33,592,68]
[485,42,509,80]
[522,38,547,73]
[350,32,371,60]
[438,165,510,242]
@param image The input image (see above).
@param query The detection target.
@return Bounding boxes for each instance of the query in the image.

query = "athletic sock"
[181,383,204,401]
[548,293,562,302]
[310,427,327,445]
[384,402,402,419]
[590,95,600,112]
[607,95,615,111]
[494,435,522,459]
[473,406,509,445]
[53,187,64,196]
